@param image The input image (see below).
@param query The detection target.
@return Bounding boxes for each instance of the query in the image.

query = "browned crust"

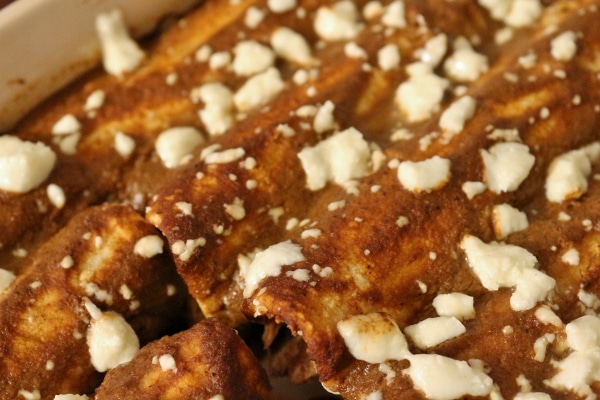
[0,204,190,399]
[94,318,273,400]
[243,1,600,398]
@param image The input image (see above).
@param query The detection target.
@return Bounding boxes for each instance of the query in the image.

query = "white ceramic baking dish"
[0,0,199,132]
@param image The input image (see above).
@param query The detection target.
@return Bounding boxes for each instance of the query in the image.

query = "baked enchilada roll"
[0,204,190,400]
[93,318,273,400]
[146,0,501,328]
[238,0,600,398]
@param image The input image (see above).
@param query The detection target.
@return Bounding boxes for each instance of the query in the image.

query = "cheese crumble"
[155,127,204,168]
[444,38,488,83]
[96,9,145,76]
[439,96,477,138]
[492,203,529,239]
[0,268,16,292]
[0,136,57,193]
[546,315,600,397]
[133,235,164,258]
[314,1,361,41]
[337,312,410,364]
[298,127,371,191]
[271,27,314,66]
[481,142,535,193]
[234,67,285,111]
[405,354,493,400]
[550,31,578,61]
[395,63,449,123]
[405,317,466,349]
[545,142,600,203]
[232,40,275,77]
[242,240,306,298]
[432,293,475,320]
[397,156,451,193]
[460,235,555,311]
[85,299,139,372]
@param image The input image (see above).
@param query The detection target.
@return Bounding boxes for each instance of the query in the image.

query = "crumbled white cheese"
[344,42,367,59]
[244,6,265,29]
[363,1,384,20]
[460,234,555,311]
[133,235,164,258]
[337,312,410,364]
[313,100,337,133]
[381,0,406,29]
[578,287,600,311]
[203,147,245,164]
[405,317,466,349]
[513,393,551,400]
[85,299,139,372]
[298,127,371,191]
[314,1,361,41]
[397,156,451,193]
[545,142,600,202]
[492,203,529,239]
[487,127,521,142]
[96,9,145,76]
[439,96,477,137]
[533,333,554,362]
[232,40,276,77]
[433,293,475,320]
[18,391,41,400]
[395,63,449,123]
[271,27,314,66]
[396,215,409,228]
[84,89,106,112]
[518,50,538,69]
[60,255,74,269]
[495,27,514,45]
[158,354,177,373]
[378,43,400,71]
[47,183,66,209]
[481,142,535,193]
[114,132,136,157]
[197,82,234,136]
[365,391,383,400]
[0,136,57,193]
[301,228,322,239]
[404,354,493,400]
[55,133,81,155]
[224,197,246,220]
[52,114,81,135]
[242,240,305,297]
[171,237,206,262]
[535,305,563,327]
[0,268,16,292]
[562,248,580,266]
[444,37,488,83]
[546,315,600,398]
[155,127,204,168]
[119,284,132,300]
[286,268,311,283]
[415,34,447,68]
[208,51,231,70]
[478,0,542,28]
[175,201,194,217]
[462,181,486,200]
[53,395,89,400]
[267,0,297,13]
[550,30,577,61]
[234,67,285,112]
